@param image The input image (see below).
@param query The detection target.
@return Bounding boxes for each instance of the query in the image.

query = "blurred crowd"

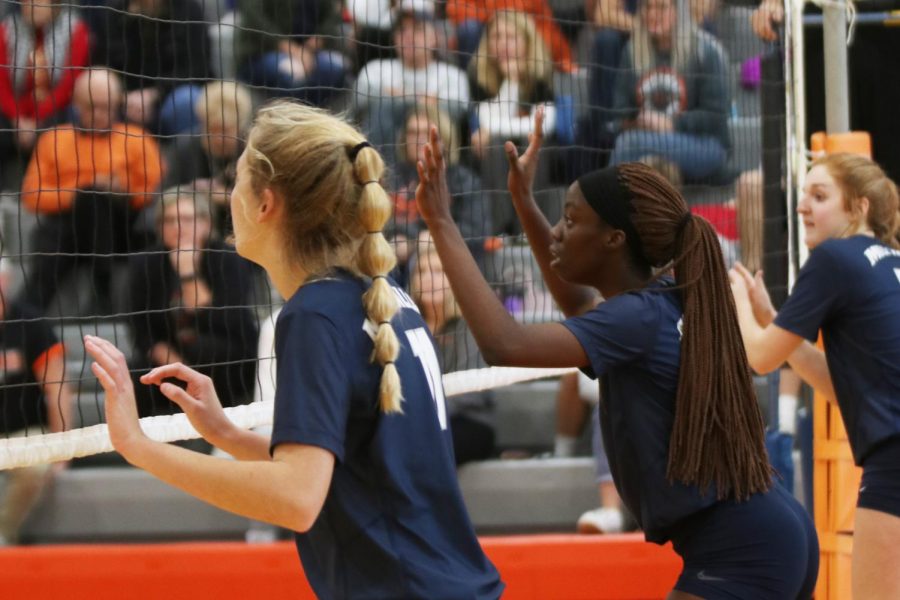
[0,0,789,543]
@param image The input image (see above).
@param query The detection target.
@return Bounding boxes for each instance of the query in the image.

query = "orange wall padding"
[0,533,681,600]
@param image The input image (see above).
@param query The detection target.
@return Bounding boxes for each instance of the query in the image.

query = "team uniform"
[775,235,900,518]
[562,279,819,599]
[270,269,504,600]
[0,302,63,435]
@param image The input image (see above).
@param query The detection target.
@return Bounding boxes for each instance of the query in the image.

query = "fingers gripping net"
[0,367,576,470]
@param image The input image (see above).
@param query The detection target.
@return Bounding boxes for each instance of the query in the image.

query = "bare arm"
[127,440,332,532]
[139,362,271,461]
[505,109,598,318]
[730,263,836,401]
[416,128,589,369]
[85,336,332,532]
[786,343,836,403]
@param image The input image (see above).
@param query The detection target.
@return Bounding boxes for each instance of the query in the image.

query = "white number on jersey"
[895,268,900,286]
[405,327,449,430]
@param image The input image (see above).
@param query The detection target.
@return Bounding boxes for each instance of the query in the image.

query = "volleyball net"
[0,0,789,470]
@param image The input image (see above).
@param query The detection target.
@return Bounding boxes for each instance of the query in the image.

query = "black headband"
[348,141,372,162]
[576,166,650,266]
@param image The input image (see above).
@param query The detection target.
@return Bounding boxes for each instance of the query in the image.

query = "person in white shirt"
[469,11,557,158]
[354,3,470,153]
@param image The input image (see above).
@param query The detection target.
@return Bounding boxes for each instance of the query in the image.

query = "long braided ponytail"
[620,163,771,499]
[351,144,403,413]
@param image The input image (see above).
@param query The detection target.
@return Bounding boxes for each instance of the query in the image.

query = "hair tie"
[677,212,692,232]
[367,230,383,235]
[384,361,395,365]
[372,274,388,281]
[348,141,372,162]
[362,180,380,186]
[379,320,391,326]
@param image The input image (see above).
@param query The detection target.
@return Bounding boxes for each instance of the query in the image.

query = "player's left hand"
[415,125,453,226]
[84,335,145,458]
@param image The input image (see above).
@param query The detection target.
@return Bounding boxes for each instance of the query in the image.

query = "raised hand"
[415,125,453,226]
[505,106,545,200]
[751,0,784,42]
[139,363,232,445]
[84,335,144,457]
[731,262,777,327]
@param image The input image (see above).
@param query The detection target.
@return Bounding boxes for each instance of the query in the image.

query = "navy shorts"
[858,435,900,519]
[670,484,819,599]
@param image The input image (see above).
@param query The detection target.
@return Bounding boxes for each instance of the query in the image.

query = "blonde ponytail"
[353,145,403,413]
[244,101,405,413]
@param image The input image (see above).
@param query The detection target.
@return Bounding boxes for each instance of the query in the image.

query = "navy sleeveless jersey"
[562,281,718,543]
[775,236,900,464]
[270,270,503,600]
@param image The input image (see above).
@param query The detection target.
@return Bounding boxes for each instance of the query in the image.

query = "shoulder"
[435,61,467,79]
[573,287,670,335]
[116,122,155,140]
[359,60,396,78]
[285,275,366,325]
[37,125,75,148]
[806,237,854,268]
[693,29,727,65]
[128,243,167,270]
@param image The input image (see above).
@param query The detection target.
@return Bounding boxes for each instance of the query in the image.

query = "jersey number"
[405,328,448,430]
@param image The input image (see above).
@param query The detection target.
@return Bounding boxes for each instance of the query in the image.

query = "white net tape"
[0,366,577,470]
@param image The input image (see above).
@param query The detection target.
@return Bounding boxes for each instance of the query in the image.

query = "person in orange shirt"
[19,68,163,314]
[446,0,574,71]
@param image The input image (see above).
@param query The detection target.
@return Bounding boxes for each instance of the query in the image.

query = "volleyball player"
[416,110,818,599]
[731,153,900,600]
[84,100,504,599]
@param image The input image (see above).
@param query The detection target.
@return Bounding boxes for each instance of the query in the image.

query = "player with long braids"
[84,101,503,599]
[416,111,818,599]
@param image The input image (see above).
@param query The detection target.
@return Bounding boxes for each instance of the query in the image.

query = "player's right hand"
[415,125,454,227]
[505,106,545,202]
[140,363,231,445]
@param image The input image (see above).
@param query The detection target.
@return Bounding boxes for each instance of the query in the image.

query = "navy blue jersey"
[270,270,503,600]
[562,281,718,543]
[775,236,900,464]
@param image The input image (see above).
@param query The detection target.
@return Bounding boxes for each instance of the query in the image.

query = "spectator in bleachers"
[19,68,162,314]
[446,0,575,71]
[410,239,495,465]
[86,0,211,136]
[235,0,349,109]
[578,0,636,170]
[348,0,396,70]
[608,0,731,183]
[469,10,564,234]
[163,81,253,237]
[127,187,258,418]
[0,0,90,189]
[641,154,740,265]
[469,11,558,158]
[0,260,73,545]
[576,0,722,176]
[388,104,490,285]
[354,1,470,153]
